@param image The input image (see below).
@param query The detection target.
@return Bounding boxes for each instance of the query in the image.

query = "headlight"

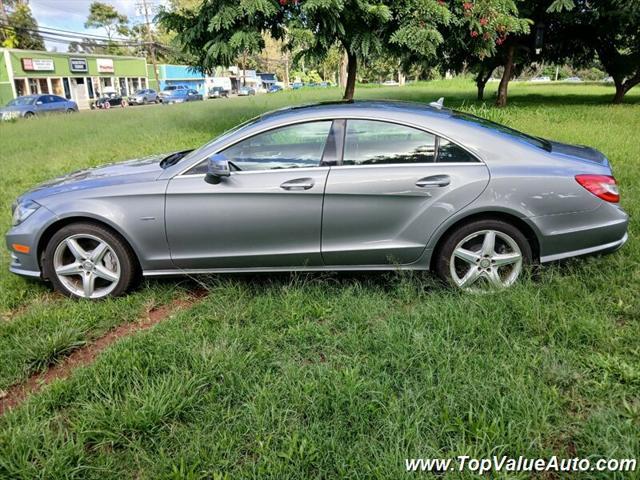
[12,199,40,226]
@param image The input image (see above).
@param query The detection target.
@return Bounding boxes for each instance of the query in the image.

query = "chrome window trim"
[173,114,486,178]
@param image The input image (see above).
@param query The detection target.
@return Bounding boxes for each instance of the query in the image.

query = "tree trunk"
[496,45,515,107]
[612,73,640,104]
[475,64,495,101]
[613,80,626,104]
[477,82,486,101]
[398,69,406,86]
[343,52,357,100]
[339,51,348,88]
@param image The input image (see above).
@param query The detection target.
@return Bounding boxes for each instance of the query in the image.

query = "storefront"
[0,48,149,110]
[156,64,207,95]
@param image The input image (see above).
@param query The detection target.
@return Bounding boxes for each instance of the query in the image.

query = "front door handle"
[415,174,450,188]
[280,177,315,191]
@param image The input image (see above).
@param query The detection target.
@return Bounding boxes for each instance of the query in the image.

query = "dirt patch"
[0,292,205,416]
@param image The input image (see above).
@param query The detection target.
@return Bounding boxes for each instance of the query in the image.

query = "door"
[165,120,338,269]
[48,95,68,113]
[321,119,490,266]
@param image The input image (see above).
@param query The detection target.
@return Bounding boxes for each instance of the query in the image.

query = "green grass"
[0,80,638,478]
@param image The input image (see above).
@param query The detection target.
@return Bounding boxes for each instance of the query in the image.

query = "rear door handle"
[415,174,450,188]
[280,177,315,191]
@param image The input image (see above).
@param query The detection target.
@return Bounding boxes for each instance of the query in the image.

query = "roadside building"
[155,64,207,95]
[229,66,262,92]
[257,72,278,90]
[0,48,149,110]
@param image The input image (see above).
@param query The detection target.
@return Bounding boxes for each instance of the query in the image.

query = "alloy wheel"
[449,229,523,291]
[53,234,121,299]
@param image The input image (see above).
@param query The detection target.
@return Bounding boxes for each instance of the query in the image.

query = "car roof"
[259,100,454,123]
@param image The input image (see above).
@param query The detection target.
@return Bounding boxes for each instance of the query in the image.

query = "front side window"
[221,121,333,171]
[343,120,436,165]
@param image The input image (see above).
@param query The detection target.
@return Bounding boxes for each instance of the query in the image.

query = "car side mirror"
[36,101,43,105]
[205,153,231,184]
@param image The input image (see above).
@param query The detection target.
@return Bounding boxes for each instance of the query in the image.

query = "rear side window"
[437,138,478,163]
[343,120,436,165]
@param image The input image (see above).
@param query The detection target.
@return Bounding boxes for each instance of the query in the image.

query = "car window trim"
[174,115,486,178]
[339,118,482,166]
[178,119,336,177]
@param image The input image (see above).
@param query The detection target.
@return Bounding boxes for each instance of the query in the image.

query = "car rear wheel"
[434,219,532,292]
[24,111,35,118]
[43,223,138,299]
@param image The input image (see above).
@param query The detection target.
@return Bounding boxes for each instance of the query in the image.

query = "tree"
[158,0,532,100]
[548,0,640,103]
[437,0,530,101]
[85,1,129,54]
[1,0,45,50]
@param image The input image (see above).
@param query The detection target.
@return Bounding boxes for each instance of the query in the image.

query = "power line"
[0,22,170,49]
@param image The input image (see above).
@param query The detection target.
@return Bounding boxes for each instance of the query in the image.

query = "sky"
[28,0,168,51]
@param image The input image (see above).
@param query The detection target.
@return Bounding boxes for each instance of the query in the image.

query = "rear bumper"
[540,232,627,262]
[533,203,629,263]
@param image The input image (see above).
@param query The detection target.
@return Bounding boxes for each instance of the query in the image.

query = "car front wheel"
[434,219,532,292]
[43,223,138,299]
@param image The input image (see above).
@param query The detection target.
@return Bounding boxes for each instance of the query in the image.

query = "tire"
[24,111,35,118]
[66,108,75,114]
[434,219,532,291]
[43,222,138,299]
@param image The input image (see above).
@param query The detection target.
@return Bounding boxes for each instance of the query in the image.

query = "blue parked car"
[0,95,78,120]
[161,89,203,104]
[267,85,283,93]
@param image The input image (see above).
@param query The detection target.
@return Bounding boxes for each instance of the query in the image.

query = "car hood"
[20,154,168,203]
[0,105,29,113]
[548,140,609,166]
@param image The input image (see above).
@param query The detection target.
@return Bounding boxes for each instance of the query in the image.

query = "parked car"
[162,89,203,104]
[158,85,188,102]
[530,76,552,83]
[92,92,127,110]
[238,86,256,96]
[291,82,303,89]
[208,86,230,99]
[382,80,400,86]
[267,85,283,93]
[564,77,582,83]
[128,89,159,105]
[6,100,628,298]
[0,95,78,120]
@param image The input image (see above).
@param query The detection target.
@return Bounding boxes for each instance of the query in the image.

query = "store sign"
[21,58,55,71]
[69,57,88,72]
[96,58,114,73]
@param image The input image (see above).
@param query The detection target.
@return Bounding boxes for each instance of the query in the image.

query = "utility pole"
[140,0,160,91]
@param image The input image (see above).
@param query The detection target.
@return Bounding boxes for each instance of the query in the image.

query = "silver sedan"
[6,101,628,298]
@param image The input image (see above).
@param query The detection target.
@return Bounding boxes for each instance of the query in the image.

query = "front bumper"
[6,205,57,280]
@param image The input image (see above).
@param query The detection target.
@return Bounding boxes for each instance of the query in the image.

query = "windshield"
[7,96,36,106]
[164,86,178,91]
[453,111,551,151]
[165,115,263,168]
[134,90,146,95]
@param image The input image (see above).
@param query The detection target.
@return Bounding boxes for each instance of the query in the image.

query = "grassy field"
[0,80,638,478]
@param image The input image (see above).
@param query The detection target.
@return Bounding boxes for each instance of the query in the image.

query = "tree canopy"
[84,1,130,54]
[0,0,45,50]
[158,0,528,100]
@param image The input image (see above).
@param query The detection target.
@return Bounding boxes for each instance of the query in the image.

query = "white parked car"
[530,76,552,83]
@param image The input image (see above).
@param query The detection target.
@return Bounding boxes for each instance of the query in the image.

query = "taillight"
[575,174,620,203]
